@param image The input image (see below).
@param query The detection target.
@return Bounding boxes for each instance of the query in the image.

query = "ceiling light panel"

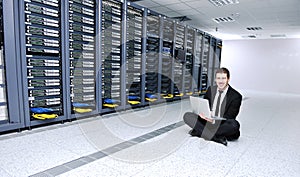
[270,34,286,38]
[208,0,239,7]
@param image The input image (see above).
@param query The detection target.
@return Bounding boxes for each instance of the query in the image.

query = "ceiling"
[132,0,300,40]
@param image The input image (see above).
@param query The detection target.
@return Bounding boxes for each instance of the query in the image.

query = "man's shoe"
[211,136,227,146]
[188,129,201,137]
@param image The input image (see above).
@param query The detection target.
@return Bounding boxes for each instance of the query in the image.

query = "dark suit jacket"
[204,85,242,120]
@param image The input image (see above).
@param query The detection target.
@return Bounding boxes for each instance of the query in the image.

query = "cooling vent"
[208,0,240,7]
[246,27,263,31]
[213,16,235,23]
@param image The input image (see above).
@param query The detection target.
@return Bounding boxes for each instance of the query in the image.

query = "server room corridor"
[0,90,299,177]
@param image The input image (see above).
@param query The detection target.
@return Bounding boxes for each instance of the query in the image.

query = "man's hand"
[199,113,214,123]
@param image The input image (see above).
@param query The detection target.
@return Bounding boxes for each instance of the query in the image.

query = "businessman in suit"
[183,67,242,146]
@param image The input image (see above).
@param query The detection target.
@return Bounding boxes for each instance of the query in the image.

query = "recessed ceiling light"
[208,0,240,7]
[242,34,257,39]
[213,16,235,23]
[270,34,286,38]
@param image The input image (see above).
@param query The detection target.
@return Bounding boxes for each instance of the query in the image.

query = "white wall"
[221,38,300,94]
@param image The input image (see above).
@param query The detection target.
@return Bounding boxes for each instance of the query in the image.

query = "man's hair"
[215,67,230,79]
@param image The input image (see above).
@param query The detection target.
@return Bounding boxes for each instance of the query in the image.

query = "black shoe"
[188,129,201,137]
[211,136,227,146]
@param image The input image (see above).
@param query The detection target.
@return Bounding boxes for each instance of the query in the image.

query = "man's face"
[215,73,229,90]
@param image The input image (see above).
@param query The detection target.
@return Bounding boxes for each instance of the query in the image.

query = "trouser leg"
[183,112,215,139]
[215,119,240,140]
[183,112,205,133]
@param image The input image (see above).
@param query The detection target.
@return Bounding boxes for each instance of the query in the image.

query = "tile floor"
[0,90,299,177]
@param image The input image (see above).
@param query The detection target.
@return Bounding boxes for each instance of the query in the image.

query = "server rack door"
[173,22,185,100]
[101,0,123,113]
[183,27,195,97]
[0,1,7,124]
[125,4,144,108]
[214,39,222,69]
[69,0,97,117]
[200,34,210,95]
[209,37,216,86]
[210,38,222,87]
[21,0,68,126]
[193,30,203,96]
[144,10,160,104]
[160,17,174,102]
[0,0,25,132]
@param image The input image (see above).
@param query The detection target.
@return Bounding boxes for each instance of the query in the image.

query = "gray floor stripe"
[29,121,184,177]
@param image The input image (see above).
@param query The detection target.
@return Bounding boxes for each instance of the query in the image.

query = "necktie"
[215,90,223,116]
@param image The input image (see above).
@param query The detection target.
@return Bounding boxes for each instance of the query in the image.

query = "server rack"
[213,39,222,79]
[199,34,210,95]
[68,0,98,117]
[144,10,161,104]
[193,29,203,95]
[0,0,223,133]
[101,0,123,113]
[0,0,25,132]
[125,2,144,108]
[183,26,195,97]
[160,17,174,101]
[173,22,185,100]
[20,0,69,127]
[208,36,216,86]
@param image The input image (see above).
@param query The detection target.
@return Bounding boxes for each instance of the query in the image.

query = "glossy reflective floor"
[0,90,299,177]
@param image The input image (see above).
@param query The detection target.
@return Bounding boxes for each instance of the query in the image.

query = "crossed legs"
[183,112,240,141]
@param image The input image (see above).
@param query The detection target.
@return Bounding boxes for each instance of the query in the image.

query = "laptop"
[189,96,226,120]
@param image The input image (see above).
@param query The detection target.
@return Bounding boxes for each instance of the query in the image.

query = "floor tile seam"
[254,111,277,140]
[29,121,185,177]
[253,153,300,164]
[223,151,249,177]
[223,136,266,177]
[224,152,300,176]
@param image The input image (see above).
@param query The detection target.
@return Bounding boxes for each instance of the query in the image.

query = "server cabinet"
[0,0,25,132]
[173,22,185,100]
[69,0,98,117]
[193,29,203,95]
[101,0,123,112]
[144,10,160,103]
[214,39,222,72]
[160,17,174,101]
[208,36,216,86]
[125,3,144,108]
[183,26,194,97]
[20,0,69,127]
[199,34,210,95]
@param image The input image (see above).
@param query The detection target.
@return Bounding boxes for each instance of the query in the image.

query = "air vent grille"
[246,27,263,31]
[208,0,240,7]
[213,16,235,23]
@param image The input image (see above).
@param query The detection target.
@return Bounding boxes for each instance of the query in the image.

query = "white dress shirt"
[212,85,229,117]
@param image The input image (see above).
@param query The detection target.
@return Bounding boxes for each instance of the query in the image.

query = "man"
[183,67,242,146]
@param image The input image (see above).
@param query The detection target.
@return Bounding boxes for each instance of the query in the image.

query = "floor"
[0,90,299,177]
